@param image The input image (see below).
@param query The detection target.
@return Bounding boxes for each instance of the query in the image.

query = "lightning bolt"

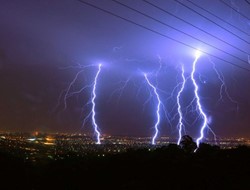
[177,65,186,145]
[207,56,239,111]
[91,64,102,144]
[54,64,95,112]
[191,50,208,148]
[108,76,132,105]
[144,73,161,145]
[55,63,102,144]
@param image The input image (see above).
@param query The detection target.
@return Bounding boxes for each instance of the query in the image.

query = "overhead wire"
[173,0,250,45]
[143,0,250,58]
[77,0,250,72]
[112,0,247,65]
[185,0,250,36]
[219,0,250,21]
[245,0,250,5]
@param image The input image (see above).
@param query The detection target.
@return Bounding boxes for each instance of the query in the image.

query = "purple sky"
[0,0,250,139]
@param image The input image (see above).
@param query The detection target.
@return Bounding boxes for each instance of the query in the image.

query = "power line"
[173,0,250,45]
[112,0,247,65]
[143,0,250,58]
[77,0,250,72]
[245,0,250,5]
[219,0,250,21]
[185,0,250,36]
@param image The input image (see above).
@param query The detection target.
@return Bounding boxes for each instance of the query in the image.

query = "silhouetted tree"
[179,135,197,153]
[195,143,220,157]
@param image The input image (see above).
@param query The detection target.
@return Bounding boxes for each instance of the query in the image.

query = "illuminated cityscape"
[0,131,249,162]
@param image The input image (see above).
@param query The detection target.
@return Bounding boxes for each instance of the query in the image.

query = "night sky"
[0,0,250,139]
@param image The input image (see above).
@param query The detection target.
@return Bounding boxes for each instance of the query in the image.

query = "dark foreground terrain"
[0,143,250,190]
